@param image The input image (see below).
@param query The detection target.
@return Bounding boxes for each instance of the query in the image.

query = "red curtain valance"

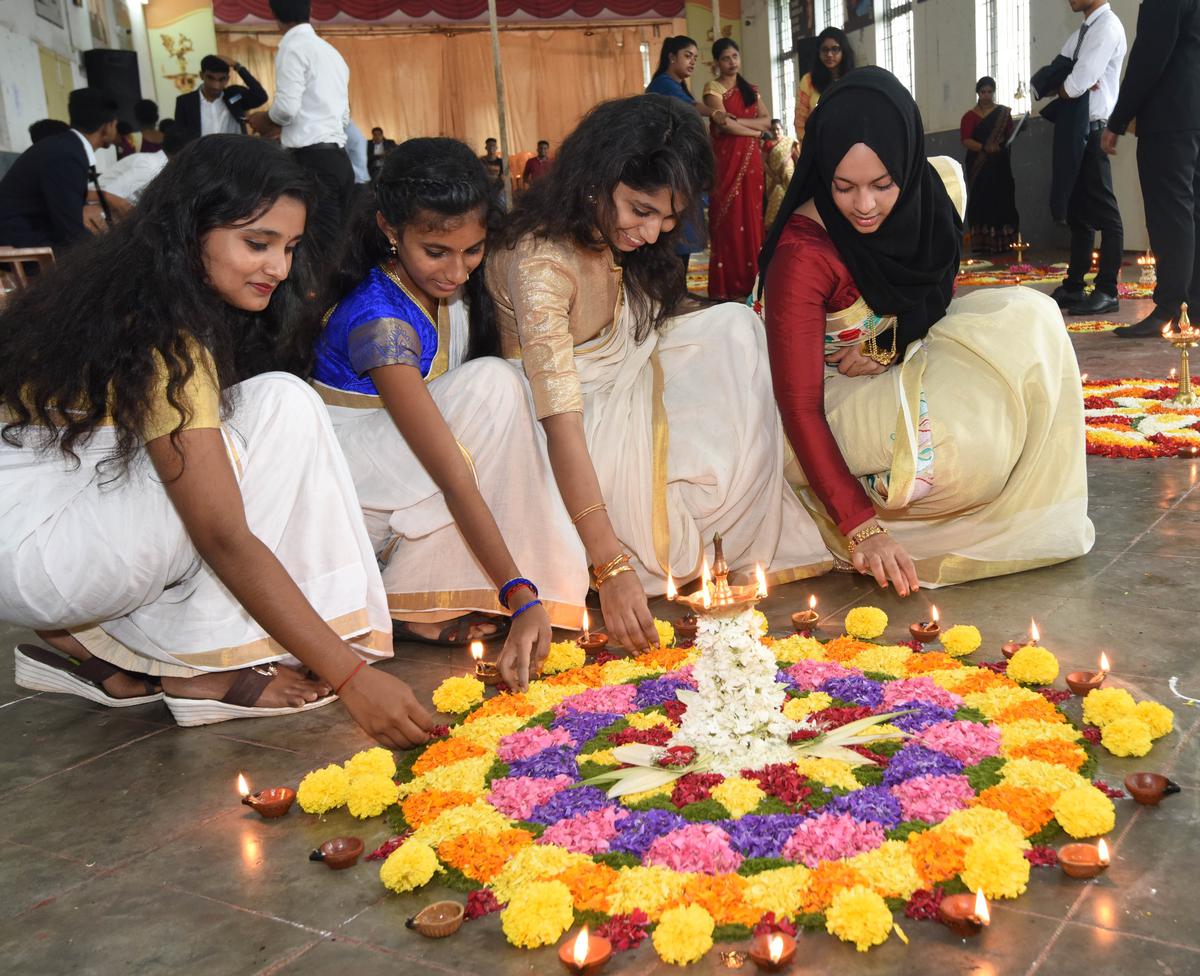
[213,0,684,23]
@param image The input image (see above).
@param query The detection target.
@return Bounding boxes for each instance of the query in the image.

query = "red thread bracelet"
[335,659,367,695]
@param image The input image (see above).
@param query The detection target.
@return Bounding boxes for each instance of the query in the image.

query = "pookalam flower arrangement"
[296,606,1174,964]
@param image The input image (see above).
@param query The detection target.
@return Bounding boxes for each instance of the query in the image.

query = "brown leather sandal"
[14,643,163,707]
[393,612,511,648]
[163,663,338,727]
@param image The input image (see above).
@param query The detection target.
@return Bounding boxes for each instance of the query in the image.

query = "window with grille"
[878,0,915,93]
[816,0,844,31]
[975,0,1031,110]
[770,0,798,131]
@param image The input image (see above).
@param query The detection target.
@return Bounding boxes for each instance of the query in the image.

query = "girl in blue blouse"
[312,139,587,688]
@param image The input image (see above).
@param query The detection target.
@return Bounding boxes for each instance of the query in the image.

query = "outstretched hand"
[849,526,920,597]
[497,602,552,691]
[339,667,436,749]
[598,569,660,653]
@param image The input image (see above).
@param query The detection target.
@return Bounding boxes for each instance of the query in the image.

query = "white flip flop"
[14,643,164,707]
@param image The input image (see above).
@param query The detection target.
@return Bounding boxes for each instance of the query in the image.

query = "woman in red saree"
[704,38,771,300]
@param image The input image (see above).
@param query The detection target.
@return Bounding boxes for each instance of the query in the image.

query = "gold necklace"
[861,319,898,366]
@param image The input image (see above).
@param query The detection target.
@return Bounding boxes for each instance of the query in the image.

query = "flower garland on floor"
[1083,377,1200,458]
[296,608,1174,964]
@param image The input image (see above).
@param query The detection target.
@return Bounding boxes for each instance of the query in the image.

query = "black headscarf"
[759,67,961,356]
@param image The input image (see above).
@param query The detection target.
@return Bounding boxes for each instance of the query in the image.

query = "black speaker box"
[83,48,142,128]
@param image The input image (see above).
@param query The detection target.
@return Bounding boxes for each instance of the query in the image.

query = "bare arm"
[148,427,435,746]
[962,138,983,152]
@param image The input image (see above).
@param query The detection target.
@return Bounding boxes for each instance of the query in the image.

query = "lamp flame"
[974,889,990,925]
[808,594,817,611]
[1081,372,1089,383]
[572,925,590,967]
[931,605,939,623]
[768,933,784,964]
[470,640,484,663]
[1030,619,1040,643]
[755,564,768,599]
[237,772,250,797]
[1099,652,1111,674]
[666,573,677,601]
[581,610,590,642]
[1165,324,1174,338]
[1097,838,1110,865]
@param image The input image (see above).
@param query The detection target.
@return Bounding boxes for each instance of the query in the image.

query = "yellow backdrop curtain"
[217,26,659,153]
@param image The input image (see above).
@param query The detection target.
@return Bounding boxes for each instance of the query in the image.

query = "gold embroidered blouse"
[487,234,624,419]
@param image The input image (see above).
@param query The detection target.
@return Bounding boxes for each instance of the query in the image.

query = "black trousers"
[1064,130,1124,296]
[290,144,355,215]
[1138,130,1200,320]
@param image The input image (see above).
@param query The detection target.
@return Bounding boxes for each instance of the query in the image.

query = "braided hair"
[333,137,501,360]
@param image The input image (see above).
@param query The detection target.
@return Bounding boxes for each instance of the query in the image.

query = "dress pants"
[291,144,354,216]
[1064,130,1124,297]
[1138,131,1200,321]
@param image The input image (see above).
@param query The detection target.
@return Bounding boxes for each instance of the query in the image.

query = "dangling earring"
[387,239,399,257]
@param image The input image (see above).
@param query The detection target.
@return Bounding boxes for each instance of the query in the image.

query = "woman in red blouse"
[761,68,1094,591]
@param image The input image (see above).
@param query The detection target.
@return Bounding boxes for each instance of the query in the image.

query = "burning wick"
[470,640,484,664]
[974,889,990,926]
[581,610,590,643]
[755,564,768,599]
[237,772,250,798]
[1098,652,1111,678]
[1097,837,1110,866]
[665,573,677,601]
[573,925,590,968]
[767,933,783,965]
[931,605,940,624]
[1030,619,1040,644]
[809,594,817,612]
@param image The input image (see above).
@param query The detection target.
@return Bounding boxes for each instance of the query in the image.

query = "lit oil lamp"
[1059,837,1110,879]
[558,925,612,975]
[1009,232,1030,264]
[1002,619,1039,659]
[792,594,819,632]
[577,609,609,656]
[748,930,796,971]
[939,889,990,938]
[1163,304,1199,407]
[669,534,764,617]
[238,772,295,819]
[667,574,699,641]
[1066,652,1110,696]
[1138,251,1157,285]
[471,640,500,685]
[910,605,941,644]
[1090,249,1100,274]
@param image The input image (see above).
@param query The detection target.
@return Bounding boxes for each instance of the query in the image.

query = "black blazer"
[1110,0,1200,136]
[174,64,268,135]
[0,130,89,248]
[1032,55,1091,223]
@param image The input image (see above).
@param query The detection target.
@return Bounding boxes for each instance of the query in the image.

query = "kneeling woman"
[761,68,1094,590]
[487,95,830,652]
[312,139,588,686]
[0,136,433,746]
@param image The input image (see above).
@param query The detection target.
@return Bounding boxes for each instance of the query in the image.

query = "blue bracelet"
[510,598,542,620]
[499,577,538,609]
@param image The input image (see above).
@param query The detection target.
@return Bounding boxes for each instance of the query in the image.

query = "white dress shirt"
[1060,3,1128,122]
[70,129,97,168]
[199,91,241,136]
[269,23,350,149]
[97,152,168,204]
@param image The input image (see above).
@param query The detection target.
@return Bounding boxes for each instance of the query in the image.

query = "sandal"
[14,643,164,707]
[164,663,338,727]
[393,612,511,648]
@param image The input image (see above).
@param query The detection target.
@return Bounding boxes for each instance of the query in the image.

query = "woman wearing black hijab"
[760,68,1093,591]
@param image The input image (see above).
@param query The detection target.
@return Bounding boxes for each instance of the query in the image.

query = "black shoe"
[1050,285,1087,308]
[1067,291,1119,316]
[1114,311,1173,338]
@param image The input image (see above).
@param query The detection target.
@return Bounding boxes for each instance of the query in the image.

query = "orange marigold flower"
[907,830,970,885]
[823,636,876,663]
[904,652,965,675]
[410,738,488,776]
[438,829,533,882]
[1008,739,1087,772]
[637,645,690,669]
[672,873,758,926]
[467,693,538,723]
[993,699,1067,725]
[950,670,1015,695]
[973,785,1057,837]
[401,789,479,828]
[552,861,619,913]
[801,861,868,912]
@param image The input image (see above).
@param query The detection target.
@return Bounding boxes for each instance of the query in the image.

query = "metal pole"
[711,0,720,44]
[486,0,511,207]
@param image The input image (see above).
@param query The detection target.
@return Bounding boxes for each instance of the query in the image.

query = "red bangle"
[334,659,368,695]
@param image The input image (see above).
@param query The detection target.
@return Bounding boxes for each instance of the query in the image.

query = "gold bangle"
[571,502,607,525]
[596,563,635,587]
[847,522,887,553]
[592,552,632,586]
[593,552,627,579]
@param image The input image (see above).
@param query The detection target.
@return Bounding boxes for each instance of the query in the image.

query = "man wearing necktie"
[0,89,119,250]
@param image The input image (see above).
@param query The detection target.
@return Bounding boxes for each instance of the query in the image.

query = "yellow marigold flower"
[824,885,894,952]
[1133,700,1174,739]
[1006,645,1060,685]
[346,772,400,819]
[524,682,589,713]
[999,719,1082,753]
[580,748,620,766]
[1081,687,1137,727]
[1052,783,1116,838]
[622,782,675,804]
[343,746,397,780]
[607,865,688,920]
[379,840,439,893]
[742,866,811,918]
[771,634,827,664]
[431,674,485,714]
[850,644,912,677]
[652,904,715,966]
[1100,715,1153,758]
[500,880,575,948]
[490,844,592,904]
[923,668,975,692]
[867,723,904,740]
[793,757,863,791]
[783,692,834,721]
[397,755,493,799]
[411,737,487,776]
[751,610,770,633]
[845,606,888,640]
[710,776,767,818]
[964,684,1045,720]
[599,659,658,684]
[411,799,511,847]
[626,712,676,731]
[940,625,982,658]
[542,640,586,675]
[654,619,675,648]
[1000,757,1088,796]
[401,789,477,828]
[960,834,1030,898]
[449,713,527,750]
[933,807,1030,851]
[846,840,924,900]
[296,763,349,815]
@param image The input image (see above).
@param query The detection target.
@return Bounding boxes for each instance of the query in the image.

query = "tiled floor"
[2,259,1198,975]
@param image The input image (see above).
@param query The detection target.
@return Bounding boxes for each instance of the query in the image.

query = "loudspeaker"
[83,49,141,128]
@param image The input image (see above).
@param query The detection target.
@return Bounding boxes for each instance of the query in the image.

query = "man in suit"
[1105,0,1200,336]
[0,89,118,249]
[174,55,267,137]
[367,126,395,180]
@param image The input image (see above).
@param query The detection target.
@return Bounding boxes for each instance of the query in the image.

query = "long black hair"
[333,137,501,360]
[651,35,698,81]
[499,95,712,341]
[0,135,321,473]
[712,38,757,108]
[811,27,855,93]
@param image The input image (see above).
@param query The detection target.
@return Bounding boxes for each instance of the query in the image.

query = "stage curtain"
[218,25,655,154]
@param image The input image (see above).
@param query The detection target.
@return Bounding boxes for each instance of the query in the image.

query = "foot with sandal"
[392,611,511,647]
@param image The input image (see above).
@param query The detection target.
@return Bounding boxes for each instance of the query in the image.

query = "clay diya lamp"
[1002,620,1040,659]
[791,595,819,633]
[238,773,295,819]
[406,900,464,938]
[1059,839,1109,879]
[469,642,502,686]
[1065,670,1106,696]
[939,890,989,938]
[675,613,699,642]
[910,605,941,644]
[309,836,364,870]
[1125,772,1182,806]
[558,925,612,975]
[577,609,610,657]
[748,931,796,971]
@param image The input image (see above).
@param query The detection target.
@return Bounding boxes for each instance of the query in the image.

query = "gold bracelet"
[592,552,627,579]
[592,552,632,586]
[596,563,635,587]
[571,502,607,525]
[847,522,887,553]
